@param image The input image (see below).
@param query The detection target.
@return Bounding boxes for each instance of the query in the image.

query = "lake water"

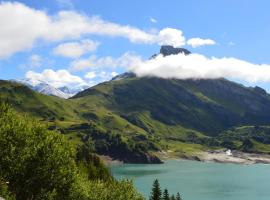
[111,160,270,200]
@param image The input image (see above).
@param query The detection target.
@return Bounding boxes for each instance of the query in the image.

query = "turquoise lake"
[111,160,270,200]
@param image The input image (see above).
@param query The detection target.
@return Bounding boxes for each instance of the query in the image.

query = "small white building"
[226,149,232,156]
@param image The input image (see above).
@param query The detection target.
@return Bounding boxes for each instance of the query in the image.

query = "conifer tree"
[162,188,170,200]
[170,194,176,200]
[176,192,182,200]
[149,179,162,200]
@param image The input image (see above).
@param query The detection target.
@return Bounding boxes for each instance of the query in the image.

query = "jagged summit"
[160,45,191,56]
[113,46,192,81]
[150,45,191,59]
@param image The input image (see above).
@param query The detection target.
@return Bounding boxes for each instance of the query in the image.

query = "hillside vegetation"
[0,103,144,200]
[2,74,270,162]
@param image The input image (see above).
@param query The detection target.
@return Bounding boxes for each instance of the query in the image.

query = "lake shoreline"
[179,150,270,165]
[101,149,270,165]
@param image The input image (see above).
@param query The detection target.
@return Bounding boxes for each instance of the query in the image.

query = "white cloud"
[97,71,117,81]
[158,28,185,47]
[70,52,142,71]
[84,71,96,79]
[111,71,118,77]
[84,70,117,81]
[187,38,216,48]
[0,2,49,58]
[53,39,100,58]
[28,54,42,68]
[150,17,157,23]
[131,53,270,83]
[25,69,87,87]
[0,2,198,58]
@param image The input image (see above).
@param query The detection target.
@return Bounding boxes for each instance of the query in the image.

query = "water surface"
[111,160,270,200]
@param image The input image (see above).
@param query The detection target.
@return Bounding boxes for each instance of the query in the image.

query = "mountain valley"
[2,52,270,163]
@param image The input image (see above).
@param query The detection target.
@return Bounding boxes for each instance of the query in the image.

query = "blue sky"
[2,0,270,90]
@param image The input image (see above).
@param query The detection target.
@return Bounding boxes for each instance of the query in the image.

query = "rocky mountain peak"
[160,45,191,56]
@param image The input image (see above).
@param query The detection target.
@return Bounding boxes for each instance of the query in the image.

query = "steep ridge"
[2,46,270,162]
[73,73,270,136]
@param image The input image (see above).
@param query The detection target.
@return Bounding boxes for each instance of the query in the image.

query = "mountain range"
[14,78,89,99]
[2,46,270,163]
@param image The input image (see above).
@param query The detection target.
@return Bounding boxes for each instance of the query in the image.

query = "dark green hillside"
[73,77,270,136]
[0,80,162,163]
[2,64,270,162]
[219,125,270,153]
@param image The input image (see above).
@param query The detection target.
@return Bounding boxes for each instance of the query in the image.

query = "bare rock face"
[160,45,191,56]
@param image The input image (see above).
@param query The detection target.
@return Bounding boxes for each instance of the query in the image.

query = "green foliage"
[76,143,111,181]
[241,138,254,152]
[219,126,270,153]
[70,178,144,200]
[176,192,182,200]
[149,179,162,200]
[149,180,182,200]
[162,189,170,200]
[0,104,144,200]
[71,123,161,163]
[0,104,78,199]
[170,195,176,200]
[0,177,15,200]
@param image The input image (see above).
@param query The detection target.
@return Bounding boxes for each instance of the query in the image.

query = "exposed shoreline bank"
[181,150,270,164]
[101,149,270,165]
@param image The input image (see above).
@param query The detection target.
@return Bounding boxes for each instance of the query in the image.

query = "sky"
[2,0,270,90]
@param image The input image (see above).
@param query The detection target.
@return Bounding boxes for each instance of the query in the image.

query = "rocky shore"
[196,150,270,164]
[102,149,270,165]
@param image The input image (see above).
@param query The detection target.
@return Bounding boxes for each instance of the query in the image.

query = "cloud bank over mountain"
[132,53,270,83]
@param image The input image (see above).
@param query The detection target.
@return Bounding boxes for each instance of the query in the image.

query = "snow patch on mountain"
[15,78,89,99]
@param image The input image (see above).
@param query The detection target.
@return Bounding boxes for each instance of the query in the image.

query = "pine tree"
[162,188,170,200]
[170,194,176,200]
[149,179,162,200]
[176,192,182,200]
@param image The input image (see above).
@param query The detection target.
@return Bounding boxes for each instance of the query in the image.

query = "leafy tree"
[242,138,254,152]
[0,104,144,200]
[0,177,14,200]
[149,179,162,200]
[176,192,182,200]
[162,188,170,200]
[0,104,77,199]
[76,143,111,181]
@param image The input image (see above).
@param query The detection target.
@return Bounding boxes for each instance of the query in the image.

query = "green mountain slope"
[73,76,270,136]
[0,80,81,122]
[0,80,162,163]
[70,75,270,156]
[2,70,270,162]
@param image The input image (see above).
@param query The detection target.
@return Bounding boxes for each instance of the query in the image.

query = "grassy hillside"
[2,75,270,162]
[72,76,270,155]
[74,76,270,136]
[0,80,81,122]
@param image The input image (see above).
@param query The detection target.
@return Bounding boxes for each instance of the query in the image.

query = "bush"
[0,104,77,199]
[0,104,144,200]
